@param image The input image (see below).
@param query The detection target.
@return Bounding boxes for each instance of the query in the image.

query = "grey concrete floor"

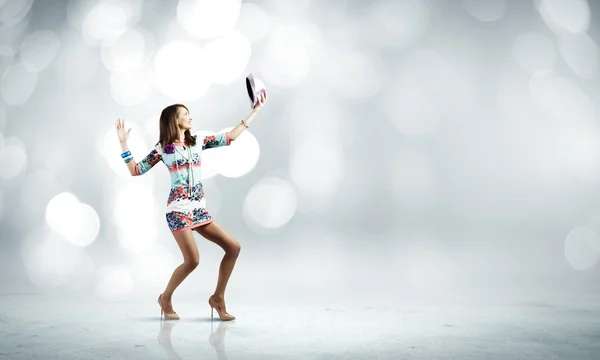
[1,292,599,359]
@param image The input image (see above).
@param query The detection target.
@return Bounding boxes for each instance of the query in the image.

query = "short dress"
[135,133,231,233]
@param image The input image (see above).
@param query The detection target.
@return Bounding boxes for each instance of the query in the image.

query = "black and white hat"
[246,73,267,108]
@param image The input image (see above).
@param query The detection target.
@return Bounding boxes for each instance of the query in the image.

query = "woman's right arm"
[116,118,162,176]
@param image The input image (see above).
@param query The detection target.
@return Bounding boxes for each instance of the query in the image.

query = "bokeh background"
[1,0,600,304]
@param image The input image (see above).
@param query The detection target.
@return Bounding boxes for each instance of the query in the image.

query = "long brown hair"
[156,104,197,149]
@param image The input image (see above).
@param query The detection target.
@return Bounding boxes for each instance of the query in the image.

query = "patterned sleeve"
[135,145,163,176]
[202,132,231,151]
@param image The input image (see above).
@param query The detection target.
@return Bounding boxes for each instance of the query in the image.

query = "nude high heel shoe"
[158,294,180,320]
[208,295,235,321]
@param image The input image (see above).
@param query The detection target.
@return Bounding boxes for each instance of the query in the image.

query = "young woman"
[115,92,267,321]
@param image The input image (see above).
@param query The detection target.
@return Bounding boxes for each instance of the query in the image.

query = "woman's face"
[176,106,192,130]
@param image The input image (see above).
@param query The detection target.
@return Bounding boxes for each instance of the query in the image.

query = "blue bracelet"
[121,150,132,158]
[124,157,134,164]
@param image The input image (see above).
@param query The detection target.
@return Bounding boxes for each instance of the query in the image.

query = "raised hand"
[253,91,268,111]
[115,118,131,143]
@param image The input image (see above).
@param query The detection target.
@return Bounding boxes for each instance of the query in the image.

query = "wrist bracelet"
[124,157,134,164]
[241,120,249,129]
[121,150,132,158]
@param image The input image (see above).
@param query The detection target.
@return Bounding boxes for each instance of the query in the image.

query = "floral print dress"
[135,133,231,233]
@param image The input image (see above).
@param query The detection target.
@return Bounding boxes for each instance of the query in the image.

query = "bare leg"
[194,221,241,308]
[161,229,199,313]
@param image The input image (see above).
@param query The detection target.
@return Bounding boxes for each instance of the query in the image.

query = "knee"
[184,257,200,271]
[227,243,241,258]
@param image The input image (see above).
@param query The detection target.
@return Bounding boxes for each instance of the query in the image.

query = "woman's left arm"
[229,92,268,141]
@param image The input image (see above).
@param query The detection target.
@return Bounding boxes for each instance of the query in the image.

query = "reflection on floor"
[1,292,599,359]
[158,318,233,360]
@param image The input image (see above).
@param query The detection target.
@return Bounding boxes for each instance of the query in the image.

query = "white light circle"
[0,136,28,180]
[81,2,130,43]
[101,28,154,73]
[235,2,270,43]
[537,0,591,34]
[205,31,252,85]
[208,128,260,178]
[109,65,153,106]
[0,0,33,24]
[368,0,430,49]
[562,130,600,182]
[557,33,599,80]
[19,30,60,72]
[67,0,142,36]
[564,226,600,271]
[259,21,323,88]
[243,177,297,229]
[512,32,557,74]
[154,41,212,101]
[58,33,101,85]
[45,193,80,233]
[462,0,506,22]
[45,192,100,247]
[177,0,242,39]
[1,63,37,106]
[261,42,310,88]
[62,203,101,247]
